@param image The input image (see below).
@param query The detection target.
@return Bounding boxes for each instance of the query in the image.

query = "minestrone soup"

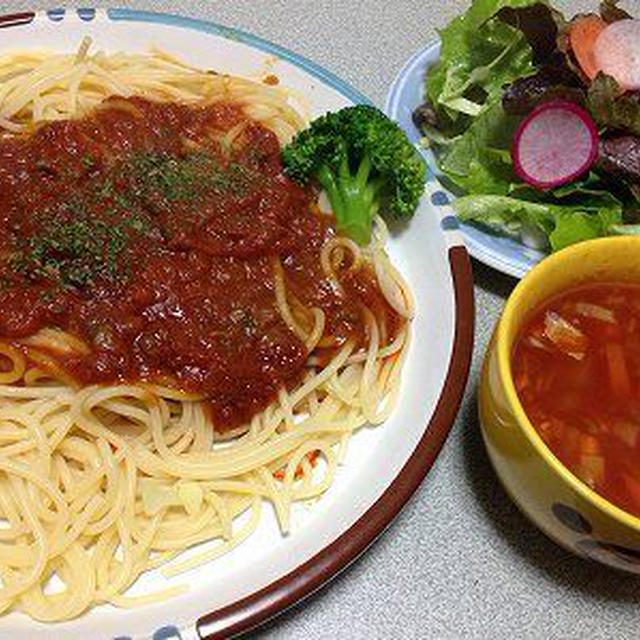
[513,282,640,518]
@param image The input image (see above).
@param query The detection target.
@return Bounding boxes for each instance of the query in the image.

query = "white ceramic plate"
[386,41,547,279]
[0,9,474,639]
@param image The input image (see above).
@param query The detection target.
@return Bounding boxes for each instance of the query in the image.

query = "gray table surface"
[4,1,638,638]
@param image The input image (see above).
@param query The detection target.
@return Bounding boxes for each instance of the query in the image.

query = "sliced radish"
[512,101,599,189]
[594,20,640,91]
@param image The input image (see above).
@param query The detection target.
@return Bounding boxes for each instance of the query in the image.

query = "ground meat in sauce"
[0,96,402,431]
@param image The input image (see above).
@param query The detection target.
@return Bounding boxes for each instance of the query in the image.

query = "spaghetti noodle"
[0,40,413,621]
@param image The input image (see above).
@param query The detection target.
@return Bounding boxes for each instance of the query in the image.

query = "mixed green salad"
[413,0,640,252]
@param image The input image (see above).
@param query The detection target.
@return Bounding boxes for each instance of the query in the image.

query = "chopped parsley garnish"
[81,154,95,170]
[125,152,258,201]
[10,150,261,290]
[12,215,146,288]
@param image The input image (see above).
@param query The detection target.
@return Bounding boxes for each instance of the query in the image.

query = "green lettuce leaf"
[453,147,515,195]
[438,101,517,175]
[610,224,640,235]
[436,101,519,193]
[427,0,542,126]
[452,194,554,241]
[452,192,623,250]
[549,211,616,250]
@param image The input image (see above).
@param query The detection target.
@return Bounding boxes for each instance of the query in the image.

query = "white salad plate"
[0,9,474,639]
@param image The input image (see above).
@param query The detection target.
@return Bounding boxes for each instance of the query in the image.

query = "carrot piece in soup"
[613,421,640,448]
[605,342,631,396]
[580,433,601,455]
[578,454,605,488]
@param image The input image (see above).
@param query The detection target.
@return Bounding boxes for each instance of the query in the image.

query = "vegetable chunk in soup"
[513,283,640,518]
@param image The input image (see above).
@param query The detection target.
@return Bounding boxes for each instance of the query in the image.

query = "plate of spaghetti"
[0,8,473,639]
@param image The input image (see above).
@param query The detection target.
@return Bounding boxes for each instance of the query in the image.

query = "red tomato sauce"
[0,96,402,431]
[513,283,640,518]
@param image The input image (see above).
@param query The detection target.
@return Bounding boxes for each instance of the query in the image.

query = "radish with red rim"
[512,100,599,190]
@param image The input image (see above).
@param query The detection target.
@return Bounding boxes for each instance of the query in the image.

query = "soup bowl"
[480,236,640,572]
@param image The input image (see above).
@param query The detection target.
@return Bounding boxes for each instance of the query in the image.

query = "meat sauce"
[514,283,640,518]
[0,97,401,431]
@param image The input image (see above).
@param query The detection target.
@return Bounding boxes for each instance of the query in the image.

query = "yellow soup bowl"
[480,236,640,572]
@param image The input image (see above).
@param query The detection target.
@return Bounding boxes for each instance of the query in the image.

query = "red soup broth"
[512,282,640,519]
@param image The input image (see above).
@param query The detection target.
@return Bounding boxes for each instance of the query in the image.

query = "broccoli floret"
[282,105,426,245]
